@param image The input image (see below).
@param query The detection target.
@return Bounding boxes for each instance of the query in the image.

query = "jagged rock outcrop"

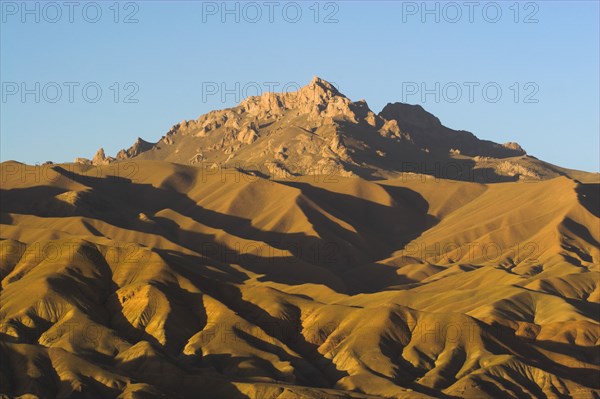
[74,157,91,165]
[92,148,107,165]
[83,76,572,182]
[116,137,155,160]
[90,148,115,166]
[379,102,526,158]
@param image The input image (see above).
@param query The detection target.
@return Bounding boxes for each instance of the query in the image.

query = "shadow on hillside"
[576,183,600,218]
[1,166,437,294]
[158,249,349,387]
[114,348,250,398]
[335,119,520,183]
[278,180,438,291]
[483,321,600,390]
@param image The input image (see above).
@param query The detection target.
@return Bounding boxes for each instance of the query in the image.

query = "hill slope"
[1,160,598,398]
[77,77,597,183]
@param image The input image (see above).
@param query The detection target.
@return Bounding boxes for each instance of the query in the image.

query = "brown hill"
[76,77,597,183]
[1,160,598,398]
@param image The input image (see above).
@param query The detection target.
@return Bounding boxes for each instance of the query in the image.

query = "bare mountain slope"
[81,77,596,183]
[1,160,598,398]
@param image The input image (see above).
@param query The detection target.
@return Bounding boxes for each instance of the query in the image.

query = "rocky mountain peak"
[304,75,344,98]
[91,147,113,166]
[81,77,544,181]
[238,76,350,119]
[379,102,442,129]
[116,137,155,160]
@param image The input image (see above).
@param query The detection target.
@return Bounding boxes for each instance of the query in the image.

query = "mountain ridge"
[1,159,598,398]
[75,76,589,183]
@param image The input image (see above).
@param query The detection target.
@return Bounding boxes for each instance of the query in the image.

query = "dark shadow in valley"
[333,119,521,183]
[278,180,437,292]
[576,183,600,218]
[160,251,348,389]
[1,166,438,294]
[482,321,600,390]
[0,343,60,399]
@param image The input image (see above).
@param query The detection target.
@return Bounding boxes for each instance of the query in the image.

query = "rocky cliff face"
[78,76,564,182]
[116,137,155,160]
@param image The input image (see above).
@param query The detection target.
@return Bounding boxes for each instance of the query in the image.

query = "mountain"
[1,77,599,398]
[77,77,595,183]
[1,159,599,398]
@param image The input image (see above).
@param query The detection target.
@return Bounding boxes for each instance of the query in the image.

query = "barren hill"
[80,77,596,183]
[1,159,599,398]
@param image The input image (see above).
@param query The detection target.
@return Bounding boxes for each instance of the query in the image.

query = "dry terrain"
[1,78,598,398]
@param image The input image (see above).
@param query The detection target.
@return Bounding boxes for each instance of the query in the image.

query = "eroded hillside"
[1,160,598,398]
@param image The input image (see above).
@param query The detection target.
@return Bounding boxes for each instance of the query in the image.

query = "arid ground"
[1,79,599,398]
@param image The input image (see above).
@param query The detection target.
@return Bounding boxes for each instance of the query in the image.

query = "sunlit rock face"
[85,77,552,183]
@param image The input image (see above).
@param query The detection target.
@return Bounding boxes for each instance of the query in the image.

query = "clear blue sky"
[1,1,598,172]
